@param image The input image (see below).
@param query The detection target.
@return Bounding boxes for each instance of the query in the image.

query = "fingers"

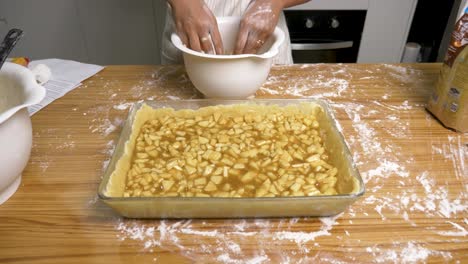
[234,25,249,55]
[243,33,267,54]
[171,1,222,54]
[209,24,224,55]
[181,21,267,56]
[175,23,189,47]
[234,18,270,55]
[233,0,282,55]
[176,17,223,55]
[200,33,215,54]
[235,27,267,55]
[204,6,223,55]
[187,30,202,52]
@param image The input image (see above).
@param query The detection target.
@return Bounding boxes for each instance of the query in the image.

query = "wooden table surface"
[0,63,467,263]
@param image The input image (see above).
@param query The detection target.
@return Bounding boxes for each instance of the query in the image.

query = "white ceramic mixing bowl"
[0,62,45,204]
[171,17,284,99]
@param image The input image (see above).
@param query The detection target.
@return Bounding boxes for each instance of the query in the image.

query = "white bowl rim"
[0,62,46,123]
[171,16,285,60]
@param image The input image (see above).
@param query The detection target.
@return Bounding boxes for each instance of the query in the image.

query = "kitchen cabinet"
[359,0,418,62]
[74,0,159,65]
[290,0,369,10]
[0,0,167,64]
[288,0,419,63]
[0,0,88,62]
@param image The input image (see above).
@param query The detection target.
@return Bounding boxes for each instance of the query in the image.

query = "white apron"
[161,0,293,65]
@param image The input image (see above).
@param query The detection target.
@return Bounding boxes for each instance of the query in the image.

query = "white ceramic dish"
[0,62,45,204]
[171,17,284,99]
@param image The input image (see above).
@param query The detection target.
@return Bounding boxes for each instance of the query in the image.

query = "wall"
[0,0,167,65]
[284,0,419,63]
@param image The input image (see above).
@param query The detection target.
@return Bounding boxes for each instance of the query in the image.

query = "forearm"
[167,0,203,9]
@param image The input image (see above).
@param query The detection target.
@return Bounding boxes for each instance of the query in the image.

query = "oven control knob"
[305,18,314,29]
[330,17,340,29]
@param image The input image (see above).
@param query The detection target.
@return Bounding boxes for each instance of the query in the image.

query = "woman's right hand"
[168,0,224,55]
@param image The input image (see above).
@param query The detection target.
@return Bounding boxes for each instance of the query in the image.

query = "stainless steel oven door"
[285,10,367,63]
[291,41,353,51]
[291,40,357,63]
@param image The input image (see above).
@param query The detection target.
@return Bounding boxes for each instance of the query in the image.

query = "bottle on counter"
[427,3,468,132]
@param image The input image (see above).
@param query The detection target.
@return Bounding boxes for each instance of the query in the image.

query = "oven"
[284,10,367,63]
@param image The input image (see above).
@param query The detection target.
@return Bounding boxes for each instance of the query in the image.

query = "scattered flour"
[39,161,49,172]
[274,214,342,244]
[436,221,468,237]
[382,64,421,84]
[166,95,182,100]
[261,75,349,98]
[367,242,452,263]
[55,141,76,150]
[115,215,343,262]
[259,65,352,98]
[87,195,99,207]
[102,64,467,263]
[217,253,270,264]
[101,140,116,173]
[89,117,123,137]
[113,102,133,110]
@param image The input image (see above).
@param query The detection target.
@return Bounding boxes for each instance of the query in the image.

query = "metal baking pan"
[98,99,364,218]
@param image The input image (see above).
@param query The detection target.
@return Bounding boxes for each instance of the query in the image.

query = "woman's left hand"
[233,0,283,55]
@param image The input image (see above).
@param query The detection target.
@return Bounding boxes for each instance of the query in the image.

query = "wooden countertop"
[0,63,467,263]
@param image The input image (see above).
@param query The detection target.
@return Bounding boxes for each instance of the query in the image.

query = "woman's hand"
[233,0,284,55]
[168,0,223,55]
[234,0,309,55]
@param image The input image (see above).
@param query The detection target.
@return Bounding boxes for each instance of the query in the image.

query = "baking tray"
[98,99,365,218]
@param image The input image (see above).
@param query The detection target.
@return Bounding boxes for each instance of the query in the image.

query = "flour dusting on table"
[366,242,452,263]
[116,215,342,263]
[85,66,200,141]
[101,139,116,173]
[105,64,467,263]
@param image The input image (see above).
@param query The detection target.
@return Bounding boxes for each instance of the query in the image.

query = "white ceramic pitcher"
[0,62,45,204]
